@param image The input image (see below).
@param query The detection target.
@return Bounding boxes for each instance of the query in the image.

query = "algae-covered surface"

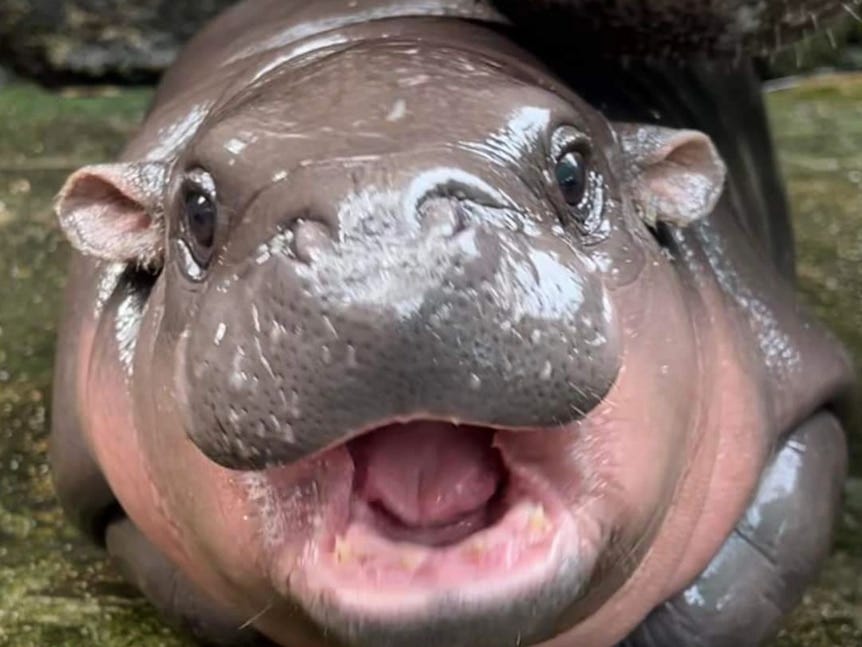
[0,77,859,646]
[0,83,193,647]
[766,74,862,646]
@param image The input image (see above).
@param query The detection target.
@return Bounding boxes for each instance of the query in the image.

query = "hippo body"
[50,2,854,646]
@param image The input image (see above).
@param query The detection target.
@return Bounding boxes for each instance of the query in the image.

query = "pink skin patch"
[79,314,240,612]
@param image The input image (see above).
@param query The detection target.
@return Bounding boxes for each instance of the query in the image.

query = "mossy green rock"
[0,77,859,646]
[0,1,233,83]
[0,83,193,646]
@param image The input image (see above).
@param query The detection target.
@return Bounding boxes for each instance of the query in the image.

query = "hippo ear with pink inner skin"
[55,162,168,268]
[613,123,727,228]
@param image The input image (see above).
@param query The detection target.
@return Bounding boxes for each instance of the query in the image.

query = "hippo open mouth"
[346,422,509,547]
[256,418,588,624]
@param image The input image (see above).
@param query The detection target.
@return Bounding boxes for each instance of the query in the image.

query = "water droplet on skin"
[540,361,553,381]
[291,390,301,418]
[214,322,227,346]
[229,371,246,390]
[225,138,247,155]
[386,99,407,122]
[322,316,338,338]
[470,374,482,390]
[252,306,262,334]
[347,345,358,368]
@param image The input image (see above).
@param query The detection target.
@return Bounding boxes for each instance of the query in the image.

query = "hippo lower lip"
[256,420,590,613]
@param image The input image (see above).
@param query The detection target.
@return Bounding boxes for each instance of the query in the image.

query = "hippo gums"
[48,1,855,646]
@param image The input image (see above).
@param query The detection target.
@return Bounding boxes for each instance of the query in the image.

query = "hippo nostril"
[418,197,467,238]
[290,217,334,264]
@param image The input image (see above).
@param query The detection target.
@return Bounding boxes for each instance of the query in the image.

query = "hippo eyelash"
[183,167,217,197]
[549,125,592,161]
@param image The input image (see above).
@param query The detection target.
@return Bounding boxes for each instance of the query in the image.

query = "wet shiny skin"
[48,2,855,647]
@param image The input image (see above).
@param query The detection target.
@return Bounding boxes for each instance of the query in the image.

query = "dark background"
[1,0,861,84]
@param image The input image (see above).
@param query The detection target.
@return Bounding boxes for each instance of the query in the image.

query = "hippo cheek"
[86,308,337,645]
[69,283,283,628]
[539,281,774,647]
[133,421,349,645]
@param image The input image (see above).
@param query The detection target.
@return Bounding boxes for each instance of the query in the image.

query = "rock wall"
[0,0,234,83]
[0,1,859,84]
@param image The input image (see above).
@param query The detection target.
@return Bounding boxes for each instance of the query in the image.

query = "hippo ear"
[614,123,726,228]
[55,162,168,268]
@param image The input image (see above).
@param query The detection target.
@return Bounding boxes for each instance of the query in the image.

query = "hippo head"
[55,39,729,647]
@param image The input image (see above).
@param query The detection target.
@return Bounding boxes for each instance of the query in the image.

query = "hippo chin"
[49,2,854,647]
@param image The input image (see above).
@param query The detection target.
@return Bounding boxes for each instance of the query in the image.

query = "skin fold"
[48,2,855,646]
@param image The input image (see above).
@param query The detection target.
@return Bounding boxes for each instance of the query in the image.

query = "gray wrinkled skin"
[48,2,855,646]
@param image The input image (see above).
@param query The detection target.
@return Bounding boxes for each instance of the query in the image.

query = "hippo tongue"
[349,422,504,529]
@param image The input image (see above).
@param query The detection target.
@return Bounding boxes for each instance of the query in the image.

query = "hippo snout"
[180,187,621,470]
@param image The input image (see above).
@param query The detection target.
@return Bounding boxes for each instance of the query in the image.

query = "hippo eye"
[555,150,588,207]
[183,188,217,266]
